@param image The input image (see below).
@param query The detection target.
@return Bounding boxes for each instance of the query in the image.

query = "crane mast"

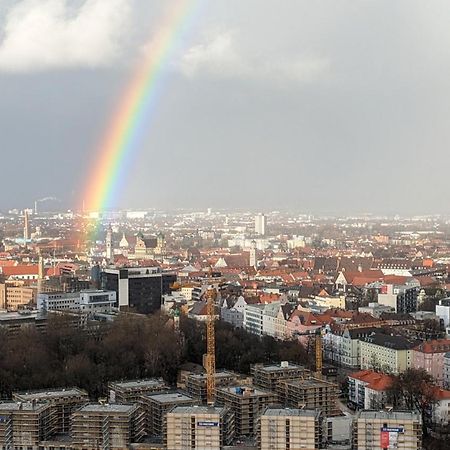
[205,288,216,406]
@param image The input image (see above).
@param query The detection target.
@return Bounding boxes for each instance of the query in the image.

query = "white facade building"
[254,213,266,236]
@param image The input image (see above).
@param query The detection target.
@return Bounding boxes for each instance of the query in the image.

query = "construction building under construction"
[259,407,324,450]
[71,403,145,449]
[185,371,239,404]
[0,401,56,449]
[277,377,340,417]
[215,385,277,437]
[108,378,169,404]
[141,391,197,437]
[165,405,235,450]
[13,387,89,434]
[251,362,309,392]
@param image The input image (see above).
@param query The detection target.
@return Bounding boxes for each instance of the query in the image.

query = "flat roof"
[110,379,166,390]
[0,402,48,412]
[283,377,337,388]
[188,371,235,381]
[77,404,136,414]
[262,407,320,418]
[254,363,304,373]
[358,410,421,421]
[145,392,195,404]
[218,386,274,397]
[169,405,225,415]
[14,388,87,400]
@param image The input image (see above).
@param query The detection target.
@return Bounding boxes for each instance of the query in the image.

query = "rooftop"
[358,410,421,421]
[0,401,48,412]
[77,404,136,414]
[14,388,87,400]
[144,391,195,404]
[169,405,226,415]
[262,407,321,418]
[110,378,166,390]
[253,362,304,373]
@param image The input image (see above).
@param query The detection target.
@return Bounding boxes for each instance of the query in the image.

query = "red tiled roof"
[349,369,393,391]
[413,339,450,354]
[1,265,39,276]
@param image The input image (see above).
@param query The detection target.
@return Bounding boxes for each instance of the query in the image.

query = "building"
[377,284,418,314]
[0,310,47,335]
[348,370,393,410]
[220,295,248,328]
[251,362,309,392]
[243,304,265,336]
[411,339,450,386]
[165,405,234,450]
[37,290,116,314]
[436,298,450,328]
[13,387,88,434]
[106,224,114,264]
[254,213,266,236]
[360,333,415,374]
[141,391,197,437]
[259,407,324,450]
[0,282,37,311]
[0,401,56,448]
[352,410,422,450]
[108,378,168,404]
[277,377,339,417]
[262,301,288,340]
[101,267,176,314]
[71,404,145,449]
[185,371,238,403]
[215,385,277,437]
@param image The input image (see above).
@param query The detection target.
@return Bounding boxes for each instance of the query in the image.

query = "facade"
[101,267,176,314]
[360,333,415,374]
[243,304,265,336]
[377,284,418,313]
[165,405,234,450]
[277,377,339,417]
[71,404,145,449]
[436,298,450,328]
[411,339,450,386]
[259,407,323,450]
[262,301,288,339]
[220,295,247,328]
[13,388,88,434]
[185,371,238,403]
[215,385,277,437]
[352,410,422,450]
[141,391,197,437]
[254,213,266,236]
[348,370,392,410]
[0,282,37,311]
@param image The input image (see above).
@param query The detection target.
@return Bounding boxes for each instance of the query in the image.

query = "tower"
[249,240,257,268]
[204,289,217,406]
[254,213,266,236]
[156,232,166,257]
[105,225,113,264]
[38,255,45,294]
[24,210,30,245]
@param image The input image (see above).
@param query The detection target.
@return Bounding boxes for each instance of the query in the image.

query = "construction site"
[108,379,169,404]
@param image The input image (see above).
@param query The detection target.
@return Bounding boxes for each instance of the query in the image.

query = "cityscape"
[1,1,450,450]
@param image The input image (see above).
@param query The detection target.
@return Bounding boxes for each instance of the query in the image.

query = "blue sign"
[197,421,219,427]
[381,427,404,433]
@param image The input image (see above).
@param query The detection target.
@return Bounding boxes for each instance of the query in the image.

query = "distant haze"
[0,0,449,214]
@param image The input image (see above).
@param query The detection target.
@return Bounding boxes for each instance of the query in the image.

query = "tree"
[387,368,436,436]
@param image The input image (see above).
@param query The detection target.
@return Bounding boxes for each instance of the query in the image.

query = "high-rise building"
[254,213,266,236]
[101,267,176,314]
[259,407,324,450]
[165,405,235,450]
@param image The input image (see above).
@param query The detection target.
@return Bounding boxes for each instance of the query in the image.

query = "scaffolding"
[108,379,169,404]
[13,387,89,434]
[251,362,310,392]
[277,377,340,417]
[215,386,277,437]
[185,371,239,404]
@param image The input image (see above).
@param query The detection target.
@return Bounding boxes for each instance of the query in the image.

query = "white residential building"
[244,304,265,336]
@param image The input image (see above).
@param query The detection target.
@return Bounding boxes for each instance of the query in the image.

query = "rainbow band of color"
[83,0,199,213]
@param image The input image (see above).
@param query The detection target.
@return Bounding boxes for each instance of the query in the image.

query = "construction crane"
[293,328,323,378]
[204,288,217,406]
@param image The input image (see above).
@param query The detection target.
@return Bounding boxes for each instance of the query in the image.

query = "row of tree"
[0,313,310,399]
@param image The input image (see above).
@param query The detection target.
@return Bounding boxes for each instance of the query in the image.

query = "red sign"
[380,431,390,448]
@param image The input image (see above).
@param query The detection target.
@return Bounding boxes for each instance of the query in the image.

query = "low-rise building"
[348,370,393,410]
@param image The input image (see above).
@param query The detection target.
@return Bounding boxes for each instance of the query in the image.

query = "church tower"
[249,240,257,268]
[106,225,114,264]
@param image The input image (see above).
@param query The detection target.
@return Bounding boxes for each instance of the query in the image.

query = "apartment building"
[411,339,450,386]
[251,362,309,392]
[244,304,265,336]
[108,378,168,404]
[352,410,422,450]
[277,377,340,417]
[185,371,239,403]
[165,405,234,450]
[259,407,324,450]
[13,387,88,434]
[71,403,145,449]
[215,385,277,437]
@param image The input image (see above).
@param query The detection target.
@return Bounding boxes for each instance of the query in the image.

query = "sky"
[1,0,450,214]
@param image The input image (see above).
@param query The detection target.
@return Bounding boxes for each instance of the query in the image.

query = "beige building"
[108,378,168,404]
[0,282,36,311]
[352,410,422,450]
[251,362,309,392]
[259,407,324,450]
[165,405,234,450]
[360,333,415,374]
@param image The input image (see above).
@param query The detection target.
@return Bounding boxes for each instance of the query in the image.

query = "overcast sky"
[1,0,450,214]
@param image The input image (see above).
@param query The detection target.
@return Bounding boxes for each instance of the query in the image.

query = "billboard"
[380,427,404,449]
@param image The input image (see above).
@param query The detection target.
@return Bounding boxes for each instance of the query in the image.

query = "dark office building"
[101,267,176,314]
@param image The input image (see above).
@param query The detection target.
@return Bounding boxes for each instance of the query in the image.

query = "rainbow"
[82,0,200,214]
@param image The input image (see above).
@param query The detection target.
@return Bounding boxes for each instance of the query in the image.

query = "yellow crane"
[204,288,216,406]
